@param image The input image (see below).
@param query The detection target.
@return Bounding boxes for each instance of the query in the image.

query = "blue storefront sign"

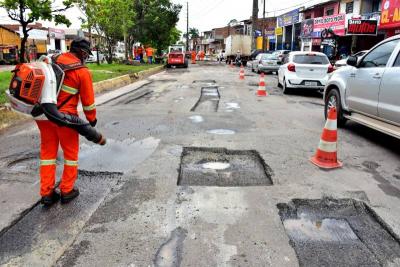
[277,9,300,27]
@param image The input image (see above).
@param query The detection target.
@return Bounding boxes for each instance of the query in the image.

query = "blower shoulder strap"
[51,54,87,71]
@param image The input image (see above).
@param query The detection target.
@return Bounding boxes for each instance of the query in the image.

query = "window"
[359,39,400,68]
[372,0,381,12]
[346,2,354,14]
[326,8,334,16]
[394,53,400,67]
[293,54,330,64]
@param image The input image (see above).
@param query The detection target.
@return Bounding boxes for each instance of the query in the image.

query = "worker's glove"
[89,119,97,127]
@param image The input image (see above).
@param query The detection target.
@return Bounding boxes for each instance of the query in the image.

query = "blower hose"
[41,103,106,145]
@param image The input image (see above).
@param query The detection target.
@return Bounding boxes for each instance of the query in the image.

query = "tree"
[183,27,199,39]
[0,0,73,63]
[133,0,181,55]
[77,0,134,63]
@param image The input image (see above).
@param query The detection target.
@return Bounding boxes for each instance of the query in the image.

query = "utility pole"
[262,0,266,52]
[186,2,189,52]
[251,0,258,50]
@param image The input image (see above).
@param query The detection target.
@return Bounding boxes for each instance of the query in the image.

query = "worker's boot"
[41,190,60,207]
[61,188,80,204]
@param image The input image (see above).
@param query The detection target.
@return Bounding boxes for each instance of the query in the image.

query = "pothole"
[190,86,220,112]
[207,129,236,135]
[193,80,216,84]
[5,153,39,174]
[178,147,273,186]
[277,198,400,267]
[188,115,204,123]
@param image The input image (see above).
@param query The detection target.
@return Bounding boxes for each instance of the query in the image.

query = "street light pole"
[186,2,189,52]
[262,0,266,52]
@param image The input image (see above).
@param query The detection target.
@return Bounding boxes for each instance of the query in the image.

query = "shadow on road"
[344,121,400,157]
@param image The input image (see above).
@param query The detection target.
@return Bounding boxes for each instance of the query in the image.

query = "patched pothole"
[190,87,220,112]
[193,80,216,84]
[178,147,273,186]
[277,198,400,267]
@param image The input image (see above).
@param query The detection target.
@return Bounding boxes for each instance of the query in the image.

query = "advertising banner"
[275,27,283,35]
[277,9,300,27]
[380,0,400,29]
[312,14,346,37]
[301,19,314,37]
[49,28,65,39]
[347,19,378,35]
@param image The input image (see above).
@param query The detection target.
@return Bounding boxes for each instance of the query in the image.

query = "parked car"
[324,35,400,138]
[86,51,105,63]
[277,51,334,94]
[273,50,291,63]
[255,53,280,74]
[249,53,269,72]
[334,50,368,68]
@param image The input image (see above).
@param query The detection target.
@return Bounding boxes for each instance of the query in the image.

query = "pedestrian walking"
[146,46,154,64]
[36,38,98,206]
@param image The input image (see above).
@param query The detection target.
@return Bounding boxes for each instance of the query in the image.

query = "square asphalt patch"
[277,198,400,267]
[178,147,273,186]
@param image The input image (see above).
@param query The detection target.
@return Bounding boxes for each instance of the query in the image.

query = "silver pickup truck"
[324,35,400,139]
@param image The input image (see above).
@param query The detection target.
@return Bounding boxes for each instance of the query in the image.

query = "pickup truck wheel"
[325,88,347,127]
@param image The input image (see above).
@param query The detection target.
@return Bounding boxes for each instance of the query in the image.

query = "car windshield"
[353,51,367,57]
[293,54,329,64]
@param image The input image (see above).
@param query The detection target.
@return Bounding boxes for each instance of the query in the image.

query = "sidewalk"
[0,65,15,72]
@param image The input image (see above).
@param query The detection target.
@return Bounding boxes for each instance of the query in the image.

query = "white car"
[277,51,334,94]
[334,50,368,68]
[324,35,400,138]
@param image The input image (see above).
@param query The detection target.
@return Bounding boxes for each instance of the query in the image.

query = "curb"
[93,65,165,94]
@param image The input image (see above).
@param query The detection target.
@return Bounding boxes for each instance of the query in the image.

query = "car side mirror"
[347,56,358,67]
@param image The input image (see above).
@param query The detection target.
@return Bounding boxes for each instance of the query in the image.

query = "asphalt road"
[1,62,400,266]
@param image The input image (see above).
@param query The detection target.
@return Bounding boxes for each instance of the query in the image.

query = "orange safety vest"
[54,52,96,123]
[146,47,153,57]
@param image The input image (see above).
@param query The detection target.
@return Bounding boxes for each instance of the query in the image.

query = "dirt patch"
[190,87,220,112]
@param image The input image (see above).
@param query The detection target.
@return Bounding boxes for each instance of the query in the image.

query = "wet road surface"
[1,62,400,266]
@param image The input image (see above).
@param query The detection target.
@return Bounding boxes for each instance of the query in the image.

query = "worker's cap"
[71,37,93,56]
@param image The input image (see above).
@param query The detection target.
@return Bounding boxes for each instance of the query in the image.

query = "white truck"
[224,35,252,66]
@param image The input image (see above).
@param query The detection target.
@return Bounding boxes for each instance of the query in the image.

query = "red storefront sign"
[380,0,400,29]
[347,19,378,35]
[312,14,346,37]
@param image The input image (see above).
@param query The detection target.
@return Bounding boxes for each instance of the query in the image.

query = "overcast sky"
[0,0,322,33]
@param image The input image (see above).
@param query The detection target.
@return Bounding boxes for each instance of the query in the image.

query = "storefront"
[18,27,48,60]
[379,0,400,37]
[276,9,301,50]
[346,18,384,52]
[300,13,347,59]
[48,28,66,53]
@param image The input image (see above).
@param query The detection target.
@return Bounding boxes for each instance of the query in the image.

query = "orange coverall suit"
[36,52,96,197]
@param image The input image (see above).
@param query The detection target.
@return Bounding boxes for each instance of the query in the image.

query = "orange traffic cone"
[239,64,245,80]
[310,107,342,169]
[256,73,267,96]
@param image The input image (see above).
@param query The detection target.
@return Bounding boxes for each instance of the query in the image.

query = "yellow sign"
[275,27,283,35]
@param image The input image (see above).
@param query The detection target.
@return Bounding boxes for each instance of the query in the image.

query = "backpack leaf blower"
[6,56,106,145]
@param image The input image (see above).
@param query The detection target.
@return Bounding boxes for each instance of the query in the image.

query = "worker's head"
[70,38,93,63]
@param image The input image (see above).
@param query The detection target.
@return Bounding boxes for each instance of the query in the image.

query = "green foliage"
[133,0,182,52]
[0,0,73,62]
[0,71,12,104]
[183,27,199,39]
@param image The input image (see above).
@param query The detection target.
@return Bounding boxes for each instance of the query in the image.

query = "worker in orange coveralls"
[191,50,196,64]
[36,38,97,206]
[146,46,154,64]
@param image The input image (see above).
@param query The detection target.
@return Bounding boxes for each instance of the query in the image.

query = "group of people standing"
[134,45,154,64]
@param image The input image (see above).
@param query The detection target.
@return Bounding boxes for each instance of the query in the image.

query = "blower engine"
[6,56,106,145]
